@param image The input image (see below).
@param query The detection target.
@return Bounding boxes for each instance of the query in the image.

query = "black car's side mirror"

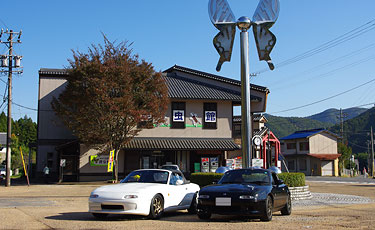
[277,179,284,185]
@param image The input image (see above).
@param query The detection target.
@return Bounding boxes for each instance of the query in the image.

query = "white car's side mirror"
[176,179,184,185]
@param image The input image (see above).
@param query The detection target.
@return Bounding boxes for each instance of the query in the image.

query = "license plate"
[215,197,231,206]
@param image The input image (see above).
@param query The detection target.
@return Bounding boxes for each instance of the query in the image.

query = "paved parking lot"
[0,181,374,229]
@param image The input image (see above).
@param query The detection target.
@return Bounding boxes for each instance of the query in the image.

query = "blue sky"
[1,0,375,121]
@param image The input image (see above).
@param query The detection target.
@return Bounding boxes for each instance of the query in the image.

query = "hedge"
[190,173,224,187]
[278,172,305,187]
[190,172,305,188]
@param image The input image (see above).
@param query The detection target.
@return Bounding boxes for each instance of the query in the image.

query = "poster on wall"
[201,157,209,173]
[89,155,109,166]
[210,157,219,172]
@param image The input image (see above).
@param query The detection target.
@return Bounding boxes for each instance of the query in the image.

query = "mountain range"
[265,107,373,153]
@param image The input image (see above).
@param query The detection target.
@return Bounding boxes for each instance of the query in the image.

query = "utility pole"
[0,29,23,187]
[371,127,374,177]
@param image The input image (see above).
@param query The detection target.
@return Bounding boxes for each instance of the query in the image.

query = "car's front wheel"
[187,192,198,214]
[197,208,211,220]
[260,195,273,222]
[92,213,108,219]
[281,193,292,215]
[148,194,164,219]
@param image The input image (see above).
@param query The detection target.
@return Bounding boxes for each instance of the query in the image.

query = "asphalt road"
[0,180,374,229]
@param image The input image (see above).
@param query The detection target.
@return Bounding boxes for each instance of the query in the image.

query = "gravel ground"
[0,181,374,229]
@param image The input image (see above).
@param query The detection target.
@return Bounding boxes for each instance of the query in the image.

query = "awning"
[308,154,341,160]
[124,138,239,151]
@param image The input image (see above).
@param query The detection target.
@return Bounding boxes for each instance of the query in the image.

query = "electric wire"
[269,79,375,114]
[266,43,375,87]
[256,19,375,74]
[271,55,375,91]
[0,18,8,29]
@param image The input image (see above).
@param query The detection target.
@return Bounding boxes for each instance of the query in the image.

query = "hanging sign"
[107,150,115,172]
[205,111,216,122]
[173,110,185,122]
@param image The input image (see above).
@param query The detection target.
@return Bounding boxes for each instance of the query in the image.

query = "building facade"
[37,65,269,181]
[280,129,341,176]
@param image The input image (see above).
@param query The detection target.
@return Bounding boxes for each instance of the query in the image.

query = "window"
[299,142,309,151]
[288,160,295,171]
[287,143,296,150]
[171,102,185,129]
[203,103,217,129]
[299,158,307,171]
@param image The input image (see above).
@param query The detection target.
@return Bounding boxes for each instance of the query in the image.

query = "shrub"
[190,173,224,187]
[278,172,305,187]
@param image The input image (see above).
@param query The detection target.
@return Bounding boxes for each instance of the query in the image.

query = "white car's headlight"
[90,194,99,198]
[124,195,138,199]
[198,194,210,199]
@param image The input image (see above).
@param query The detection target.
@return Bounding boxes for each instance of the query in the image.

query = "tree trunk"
[114,149,120,182]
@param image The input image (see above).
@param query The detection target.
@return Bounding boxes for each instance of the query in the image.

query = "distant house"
[0,132,6,164]
[280,128,341,176]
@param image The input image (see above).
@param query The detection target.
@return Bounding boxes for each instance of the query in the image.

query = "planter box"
[289,185,312,200]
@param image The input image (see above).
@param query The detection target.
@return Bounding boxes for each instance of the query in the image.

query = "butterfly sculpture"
[209,0,280,71]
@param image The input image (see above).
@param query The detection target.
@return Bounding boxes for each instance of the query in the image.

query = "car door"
[167,172,191,208]
[271,172,288,209]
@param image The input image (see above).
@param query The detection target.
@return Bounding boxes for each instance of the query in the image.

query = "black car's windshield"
[120,170,169,184]
[219,169,271,185]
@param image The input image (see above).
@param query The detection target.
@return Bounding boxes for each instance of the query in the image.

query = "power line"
[271,55,375,91]
[0,18,8,29]
[265,103,375,129]
[269,79,375,114]
[267,43,375,88]
[256,18,375,74]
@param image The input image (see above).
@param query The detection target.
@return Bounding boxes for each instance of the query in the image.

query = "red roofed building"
[280,129,341,176]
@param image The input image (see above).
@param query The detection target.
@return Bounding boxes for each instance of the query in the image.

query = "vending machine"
[210,157,219,172]
[201,157,210,173]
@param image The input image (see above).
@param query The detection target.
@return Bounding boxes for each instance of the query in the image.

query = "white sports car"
[89,169,200,219]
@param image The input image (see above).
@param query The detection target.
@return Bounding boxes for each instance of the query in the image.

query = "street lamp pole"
[238,17,252,168]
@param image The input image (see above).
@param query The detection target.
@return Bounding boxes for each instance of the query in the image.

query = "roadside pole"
[371,126,374,177]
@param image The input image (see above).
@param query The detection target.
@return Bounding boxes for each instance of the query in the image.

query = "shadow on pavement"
[45,212,148,221]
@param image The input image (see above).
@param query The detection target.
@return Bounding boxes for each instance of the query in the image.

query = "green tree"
[338,142,352,175]
[51,36,169,182]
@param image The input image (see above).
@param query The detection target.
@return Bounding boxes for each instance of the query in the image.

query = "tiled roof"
[280,129,340,140]
[164,65,269,93]
[125,137,239,150]
[165,74,261,101]
[233,114,267,123]
[308,154,341,160]
[39,68,68,75]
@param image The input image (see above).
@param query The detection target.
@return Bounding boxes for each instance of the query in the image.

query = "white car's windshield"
[120,170,169,184]
[161,165,178,170]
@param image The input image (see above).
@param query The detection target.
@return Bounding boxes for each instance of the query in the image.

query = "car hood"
[200,183,265,194]
[91,183,167,199]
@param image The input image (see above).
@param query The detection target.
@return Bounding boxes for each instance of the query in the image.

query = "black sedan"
[196,168,291,221]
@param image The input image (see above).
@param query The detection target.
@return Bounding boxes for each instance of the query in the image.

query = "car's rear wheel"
[148,194,164,219]
[187,192,198,214]
[197,208,211,220]
[260,195,273,222]
[92,213,108,219]
[281,193,292,215]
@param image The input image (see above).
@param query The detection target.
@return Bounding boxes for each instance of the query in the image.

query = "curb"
[289,185,312,200]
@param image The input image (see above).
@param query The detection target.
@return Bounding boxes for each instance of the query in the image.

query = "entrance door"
[321,161,333,176]
[61,155,78,181]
